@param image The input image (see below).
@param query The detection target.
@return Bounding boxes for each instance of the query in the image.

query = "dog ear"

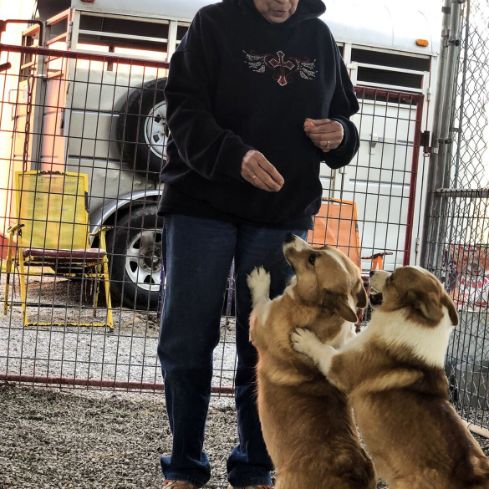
[442,293,459,326]
[322,291,358,323]
[405,290,443,324]
[356,281,368,308]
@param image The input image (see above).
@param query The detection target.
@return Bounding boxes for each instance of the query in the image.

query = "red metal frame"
[0,43,170,69]
[0,44,425,393]
[0,374,234,394]
[354,86,425,266]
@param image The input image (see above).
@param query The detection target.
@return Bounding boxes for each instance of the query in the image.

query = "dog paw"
[290,327,321,357]
[247,267,271,299]
[292,328,336,374]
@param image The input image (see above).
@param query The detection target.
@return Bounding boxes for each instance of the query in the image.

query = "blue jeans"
[158,214,307,487]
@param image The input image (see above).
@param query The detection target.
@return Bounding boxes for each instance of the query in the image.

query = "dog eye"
[308,253,318,266]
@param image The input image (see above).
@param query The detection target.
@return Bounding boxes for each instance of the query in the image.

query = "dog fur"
[247,234,376,489]
[292,265,489,489]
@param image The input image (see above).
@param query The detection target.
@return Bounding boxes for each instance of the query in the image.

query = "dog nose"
[284,233,295,243]
[369,270,375,277]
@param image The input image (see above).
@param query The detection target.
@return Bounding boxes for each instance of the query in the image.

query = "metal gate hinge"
[67,21,73,48]
[420,130,431,155]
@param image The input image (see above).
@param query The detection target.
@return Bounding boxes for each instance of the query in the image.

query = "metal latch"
[420,130,431,156]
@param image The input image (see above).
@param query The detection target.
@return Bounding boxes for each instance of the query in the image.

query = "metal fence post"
[420,0,464,271]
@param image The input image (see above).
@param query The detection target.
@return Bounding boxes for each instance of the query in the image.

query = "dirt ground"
[3,383,489,489]
[0,383,237,489]
[2,273,489,489]
[0,272,240,489]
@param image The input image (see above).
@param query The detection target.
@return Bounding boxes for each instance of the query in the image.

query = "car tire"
[117,78,168,182]
[106,205,164,310]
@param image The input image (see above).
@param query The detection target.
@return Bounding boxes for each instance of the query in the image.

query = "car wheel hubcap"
[125,229,163,292]
[144,100,168,159]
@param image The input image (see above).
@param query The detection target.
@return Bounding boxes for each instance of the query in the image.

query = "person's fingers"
[304,118,333,130]
[241,150,284,192]
[305,121,341,135]
[319,140,331,152]
[246,169,283,191]
[304,117,330,127]
[256,158,285,189]
[309,134,343,145]
[307,132,343,150]
[308,128,343,139]
[304,118,344,152]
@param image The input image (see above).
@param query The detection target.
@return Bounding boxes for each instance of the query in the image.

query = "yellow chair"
[3,171,113,330]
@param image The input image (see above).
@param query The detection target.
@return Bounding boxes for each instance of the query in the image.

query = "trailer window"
[351,47,430,91]
[357,66,424,90]
[351,48,431,72]
[177,25,189,42]
[78,14,170,52]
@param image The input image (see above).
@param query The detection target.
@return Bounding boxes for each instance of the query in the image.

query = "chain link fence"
[422,0,489,430]
[452,0,489,191]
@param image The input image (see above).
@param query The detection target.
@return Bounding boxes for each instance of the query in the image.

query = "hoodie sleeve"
[164,10,252,181]
[323,39,360,170]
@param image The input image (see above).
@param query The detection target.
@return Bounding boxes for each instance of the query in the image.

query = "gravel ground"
[0,384,392,489]
[1,275,489,489]
[0,275,237,390]
[0,384,237,489]
[0,384,489,489]
[3,384,489,489]
[0,273,239,489]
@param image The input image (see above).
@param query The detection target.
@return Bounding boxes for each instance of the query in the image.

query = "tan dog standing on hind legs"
[292,266,489,489]
[247,234,376,489]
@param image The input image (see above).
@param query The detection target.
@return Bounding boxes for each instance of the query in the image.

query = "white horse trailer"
[24,0,441,309]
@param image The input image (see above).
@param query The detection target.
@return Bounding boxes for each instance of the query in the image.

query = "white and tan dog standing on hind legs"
[247,233,376,489]
[292,265,489,489]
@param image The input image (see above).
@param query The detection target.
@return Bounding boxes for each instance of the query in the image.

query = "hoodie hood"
[232,0,326,26]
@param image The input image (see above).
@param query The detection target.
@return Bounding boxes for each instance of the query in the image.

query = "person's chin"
[265,12,290,23]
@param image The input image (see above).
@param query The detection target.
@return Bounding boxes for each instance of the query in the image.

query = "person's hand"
[304,118,344,153]
[241,149,284,192]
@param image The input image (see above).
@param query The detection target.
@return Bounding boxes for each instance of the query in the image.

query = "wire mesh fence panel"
[0,35,429,395]
[339,87,425,273]
[0,43,235,395]
[422,0,489,427]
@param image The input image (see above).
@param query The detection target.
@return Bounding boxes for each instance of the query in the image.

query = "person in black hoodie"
[157,1,359,488]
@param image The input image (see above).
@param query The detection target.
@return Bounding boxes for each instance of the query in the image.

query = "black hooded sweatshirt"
[159,0,359,229]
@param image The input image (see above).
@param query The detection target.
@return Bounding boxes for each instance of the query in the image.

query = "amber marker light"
[416,39,429,47]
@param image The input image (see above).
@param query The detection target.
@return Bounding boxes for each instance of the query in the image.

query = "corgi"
[247,234,375,489]
[292,266,489,489]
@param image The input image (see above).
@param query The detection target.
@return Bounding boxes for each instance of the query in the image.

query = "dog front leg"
[247,266,271,308]
[290,327,336,377]
[247,267,273,345]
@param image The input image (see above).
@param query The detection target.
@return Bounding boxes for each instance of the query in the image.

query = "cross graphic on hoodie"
[243,49,317,86]
[268,51,296,86]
